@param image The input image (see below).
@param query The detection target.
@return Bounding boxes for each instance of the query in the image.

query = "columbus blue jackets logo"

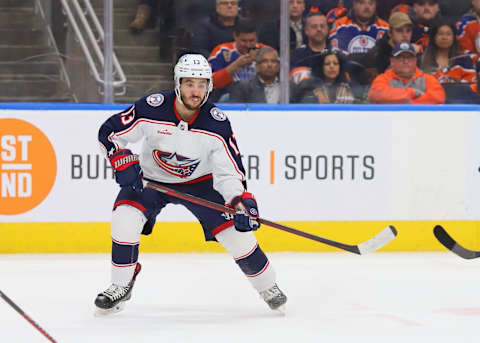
[152,150,200,177]
[210,107,226,121]
[146,93,164,107]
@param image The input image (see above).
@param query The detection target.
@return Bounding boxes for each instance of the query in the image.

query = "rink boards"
[1,103,480,253]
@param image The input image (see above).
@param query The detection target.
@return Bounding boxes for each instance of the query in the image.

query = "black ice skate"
[260,284,287,313]
[94,262,142,315]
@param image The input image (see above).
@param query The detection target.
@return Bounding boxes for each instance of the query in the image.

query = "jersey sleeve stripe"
[114,119,176,138]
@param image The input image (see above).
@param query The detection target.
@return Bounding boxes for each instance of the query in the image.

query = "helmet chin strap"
[174,87,184,105]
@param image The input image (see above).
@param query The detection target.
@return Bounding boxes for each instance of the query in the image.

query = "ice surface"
[1,253,479,342]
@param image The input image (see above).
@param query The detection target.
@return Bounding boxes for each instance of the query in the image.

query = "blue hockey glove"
[109,149,143,191]
[230,192,260,232]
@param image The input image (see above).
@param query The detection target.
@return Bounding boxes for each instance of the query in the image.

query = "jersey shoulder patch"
[210,107,227,121]
[146,93,165,107]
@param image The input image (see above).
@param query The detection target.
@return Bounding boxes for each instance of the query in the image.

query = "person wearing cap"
[329,0,389,54]
[368,42,445,103]
[457,0,480,56]
[353,11,420,85]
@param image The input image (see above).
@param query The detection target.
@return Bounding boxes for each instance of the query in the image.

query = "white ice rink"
[1,252,479,342]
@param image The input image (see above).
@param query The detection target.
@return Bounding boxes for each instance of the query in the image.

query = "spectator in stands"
[355,11,419,84]
[291,13,329,69]
[402,0,442,50]
[129,0,176,60]
[208,19,268,102]
[291,49,356,103]
[393,0,471,23]
[368,42,445,103]
[457,0,480,56]
[258,0,306,54]
[130,0,157,33]
[190,0,241,58]
[329,0,389,54]
[229,47,281,103]
[420,21,478,103]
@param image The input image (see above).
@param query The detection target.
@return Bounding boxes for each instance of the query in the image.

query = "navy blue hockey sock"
[234,244,269,277]
[111,240,139,267]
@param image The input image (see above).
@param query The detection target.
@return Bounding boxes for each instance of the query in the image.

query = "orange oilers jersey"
[457,13,480,56]
[428,53,476,85]
[208,42,268,89]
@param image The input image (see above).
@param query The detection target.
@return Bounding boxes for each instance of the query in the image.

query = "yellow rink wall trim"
[2,221,480,253]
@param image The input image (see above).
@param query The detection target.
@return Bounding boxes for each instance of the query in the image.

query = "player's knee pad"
[215,226,257,258]
[216,226,268,274]
[111,204,147,243]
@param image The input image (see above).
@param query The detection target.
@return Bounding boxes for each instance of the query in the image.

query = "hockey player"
[94,54,287,314]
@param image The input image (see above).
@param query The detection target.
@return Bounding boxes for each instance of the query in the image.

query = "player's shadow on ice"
[118,305,284,324]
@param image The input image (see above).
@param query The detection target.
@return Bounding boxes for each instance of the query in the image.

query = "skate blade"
[273,304,286,315]
[94,302,126,316]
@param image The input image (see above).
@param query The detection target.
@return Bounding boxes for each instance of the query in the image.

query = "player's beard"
[182,95,205,110]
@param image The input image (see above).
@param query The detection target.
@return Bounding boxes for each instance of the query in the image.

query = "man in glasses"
[229,47,281,103]
[368,42,445,103]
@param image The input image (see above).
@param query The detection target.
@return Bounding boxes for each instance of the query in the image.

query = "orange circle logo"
[0,119,57,215]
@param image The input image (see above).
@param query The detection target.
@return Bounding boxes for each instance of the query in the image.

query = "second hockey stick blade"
[433,225,480,259]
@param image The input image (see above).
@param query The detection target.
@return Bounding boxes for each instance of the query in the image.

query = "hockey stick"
[433,225,480,259]
[0,289,57,342]
[145,182,398,254]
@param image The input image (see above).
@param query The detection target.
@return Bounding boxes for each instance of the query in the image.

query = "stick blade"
[433,225,480,260]
[357,225,398,255]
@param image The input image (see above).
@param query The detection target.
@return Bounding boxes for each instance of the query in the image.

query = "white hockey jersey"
[98,91,246,203]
